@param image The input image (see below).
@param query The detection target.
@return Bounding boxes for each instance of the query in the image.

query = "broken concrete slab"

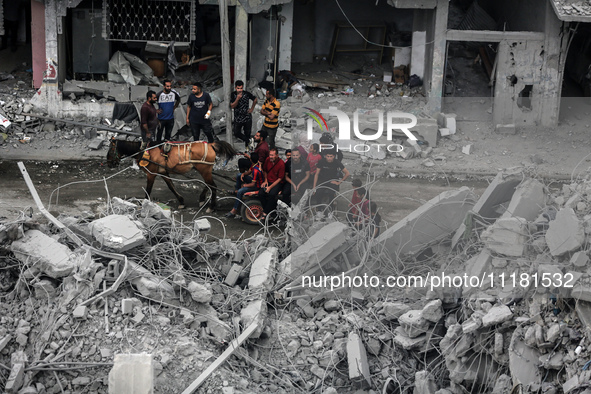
[10,229,76,278]
[452,169,523,248]
[571,251,589,268]
[128,261,177,303]
[421,300,443,323]
[240,299,267,339]
[278,222,348,281]
[381,302,411,321]
[130,85,149,102]
[376,187,476,262]
[500,178,546,221]
[509,326,542,387]
[546,208,585,256]
[224,264,243,287]
[248,247,277,293]
[481,217,528,257]
[89,215,146,252]
[88,138,104,150]
[414,118,439,147]
[347,332,371,388]
[108,84,130,102]
[108,353,153,394]
[62,80,86,97]
[392,326,427,350]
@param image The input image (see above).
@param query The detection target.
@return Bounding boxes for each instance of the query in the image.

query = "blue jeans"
[233,173,257,210]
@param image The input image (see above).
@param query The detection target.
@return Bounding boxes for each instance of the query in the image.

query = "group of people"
[139,79,281,149]
[138,79,381,236]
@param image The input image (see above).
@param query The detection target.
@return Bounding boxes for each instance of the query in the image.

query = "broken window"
[102,0,195,43]
[517,84,533,110]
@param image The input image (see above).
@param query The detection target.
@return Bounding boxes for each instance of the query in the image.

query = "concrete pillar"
[31,0,46,89]
[278,1,293,71]
[234,4,248,83]
[540,1,565,127]
[427,0,449,113]
[42,0,61,116]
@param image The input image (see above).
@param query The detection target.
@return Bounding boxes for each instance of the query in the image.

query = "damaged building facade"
[1,0,589,128]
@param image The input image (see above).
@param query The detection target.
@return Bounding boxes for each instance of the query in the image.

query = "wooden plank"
[446,30,545,43]
[181,321,259,394]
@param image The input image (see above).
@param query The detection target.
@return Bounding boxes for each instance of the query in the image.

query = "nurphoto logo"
[304,106,418,153]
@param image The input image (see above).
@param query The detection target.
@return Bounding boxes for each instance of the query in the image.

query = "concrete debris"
[4,168,591,393]
[89,214,146,252]
[545,208,585,256]
[10,229,77,278]
[481,217,528,257]
[108,353,154,394]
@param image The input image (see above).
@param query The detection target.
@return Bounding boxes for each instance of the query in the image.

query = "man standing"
[186,82,215,143]
[260,86,280,149]
[313,149,350,208]
[140,90,159,150]
[260,148,285,217]
[156,80,180,143]
[230,80,257,147]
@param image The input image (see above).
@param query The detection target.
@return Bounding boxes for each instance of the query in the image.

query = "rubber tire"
[241,199,264,225]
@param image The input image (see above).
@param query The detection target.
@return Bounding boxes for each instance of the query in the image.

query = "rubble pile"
[4,148,591,392]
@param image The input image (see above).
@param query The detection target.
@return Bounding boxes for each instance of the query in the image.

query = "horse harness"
[161,141,214,166]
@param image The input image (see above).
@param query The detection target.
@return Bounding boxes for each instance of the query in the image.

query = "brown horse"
[106,138,237,211]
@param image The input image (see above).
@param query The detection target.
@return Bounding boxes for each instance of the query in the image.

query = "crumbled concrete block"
[128,262,176,303]
[33,279,58,299]
[491,374,512,394]
[101,348,113,358]
[88,138,104,150]
[121,299,134,315]
[73,305,88,319]
[5,363,25,393]
[89,215,146,252]
[187,281,212,304]
[439,324,462,353]
[132,310,145,324]
[546,208,585,256]
[377,187,475,260]
[481,217,528,257]
[141,200,171,221]
[439,127,450,136]
[399,310,430,338]
[130,85,149,102]
[194,218,211,233]
[224,264,243,286]
[108,353,153,394]
[539,352,564,369]
[414,370,437,394]
[393,326,427,350]
[452,169,522,248]
[462,318,482,334]
[380,302,411,320]
[421,300,443,323]
[72,377,92,385]
[495,124,516,134]
[500,178,546,221]
[545,323,561,343]
[383,71,392,82]
[108,84,130,102]
[347,332,371,387]
[248,247,277,293]
[576,301,591,331]
[240,299,267,338]
[10,229,76,278]
[482,305,513,327]
[461,144,471,155]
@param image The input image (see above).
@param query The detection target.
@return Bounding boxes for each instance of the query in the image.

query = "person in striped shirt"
[260,86,281,149]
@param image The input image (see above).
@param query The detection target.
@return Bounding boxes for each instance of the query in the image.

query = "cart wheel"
[241,199,264,225]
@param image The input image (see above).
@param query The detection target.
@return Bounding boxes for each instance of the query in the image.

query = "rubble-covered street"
[5,0,591,392]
